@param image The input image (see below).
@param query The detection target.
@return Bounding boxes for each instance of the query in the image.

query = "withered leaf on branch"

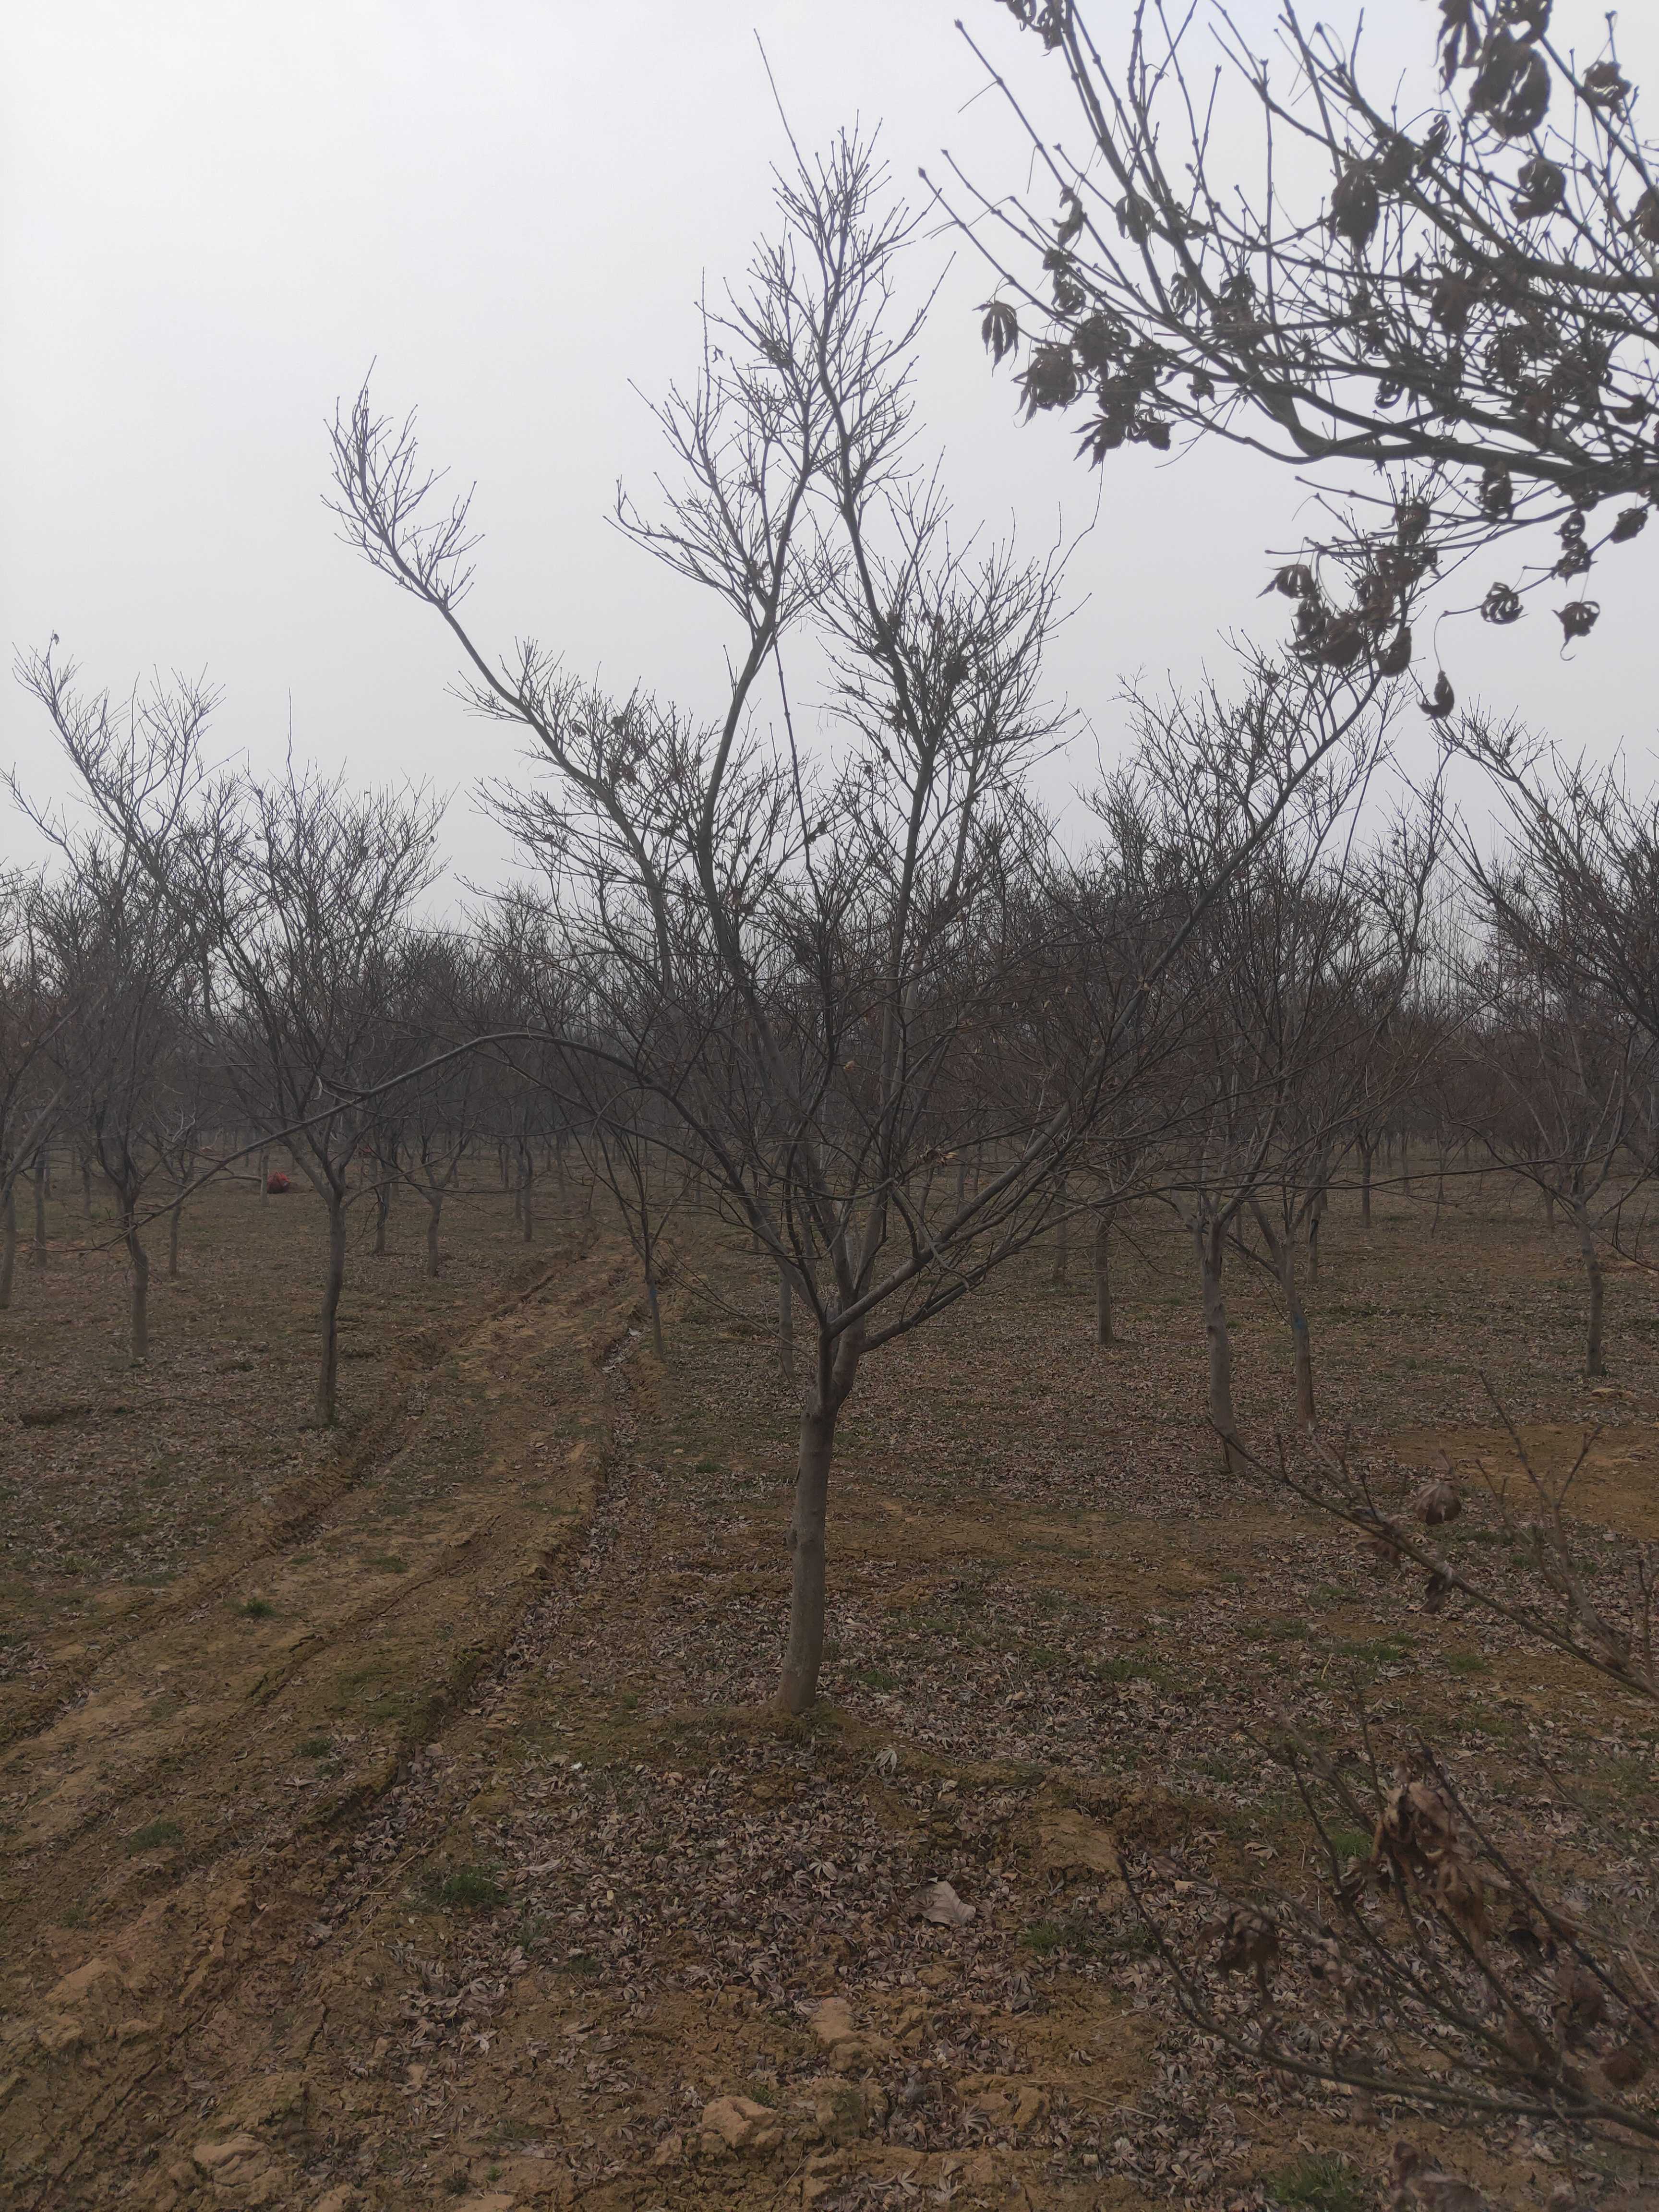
[1419,670,1456,720]
[1482,582,1523,624]
[979,300,1020,367]
[1415,1478,1462,1526]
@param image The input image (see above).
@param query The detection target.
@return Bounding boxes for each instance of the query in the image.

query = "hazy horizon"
[6,1,1656,893]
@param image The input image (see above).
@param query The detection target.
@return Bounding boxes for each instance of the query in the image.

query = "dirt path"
[0,1235,639,2209]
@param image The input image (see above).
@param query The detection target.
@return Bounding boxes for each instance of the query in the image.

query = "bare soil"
[2,1166,1656,2211]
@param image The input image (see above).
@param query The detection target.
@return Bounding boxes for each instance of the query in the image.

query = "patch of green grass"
[1022,1918,1069,1956]
[369,1554,408,1574]
[1268,2151,1371,2210]
[856,1666,898,1692]
[1322,1825,1374,1864]
[241,1597,276,1619]
[299,1735,335,1758]
[1335,1635,1414,1669]
[1022,1912,1151,1961]
[693,1456,721,1473]
[128,1818,184,1853]
[1445,1649,1491,1678]
[424,1863,505,1912]
[1093,1651,1162,1684]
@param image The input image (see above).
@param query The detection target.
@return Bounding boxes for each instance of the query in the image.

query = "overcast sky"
[4,1,1656,890]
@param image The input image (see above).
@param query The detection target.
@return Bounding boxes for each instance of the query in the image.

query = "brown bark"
[1197,1219,1242,1470]
[167,1194,182,1278]
[32,1153,48,1268]
[0,1180,16,1310]
[373,1178,391,1256]
[260,1147,271,1205]
[1093,1211,1113,1346]
[779,1401,838,1715]
[81,1153,93,1221]
[644,1266,665,1360]
[1251,1201,1317,1432]
[519,1150,535,1242]
[1359,1138,1373,1229]
[425,1189,444,1277]
[125,1212,150,1364]
[1571,1191,1606,1378]
[315,1194,348,1426]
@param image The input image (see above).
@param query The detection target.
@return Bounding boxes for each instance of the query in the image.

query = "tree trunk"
[1197,1219,1242,1470]
[519,1151,535,1243]
[373,1178,391,1256]
[167,1194,182,1278]
[425,1189,443,1277]
[315,1193,348,1426]
[955,1155,968,1208]
[81,1152,93,1221]
[1308,1200,1322,1287]
[125,1211,150,1364]
[644,1263,665,1360]
[779,1399,839,1715]
[1543,1187,1556,1234]
[1251,1203,1316,1432]
[0,1180,16,1310]
[1093,1211,1113,1346]
[260,1146,271,1205]
[1359,1139,1373,1229]
[32,1153,48,1268]
[1572,1191,1606,1378]
[778,1261,795,1381]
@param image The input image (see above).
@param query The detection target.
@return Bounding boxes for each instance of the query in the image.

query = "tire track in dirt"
[0,1235,639,2209]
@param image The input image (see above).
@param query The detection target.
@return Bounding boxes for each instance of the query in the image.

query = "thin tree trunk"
[315,1193,347,1426]
[32,1153,48,1268]
[1544,1187,1556,1234]
[519,1151,535,1243]
[955,1155,968,1208]
[1308,1200,1322,1288]
[1093,1211,1113,1347]
[260,1146,271,1204]
[1251,1203,1316,1432]
[425,1189,443,1277]
[1197,1219,1242,1471]
[167,1194,182,1278]
[778,1261,795,1382]
[81,1153,93,1222]
[1360,1139,1373,1230]
[644,1262,665,1360]
[779,1398,840,1715]
[1572,1191,1606,1378]
[0,1180,16,1310]
[125,1210,150,1364]
[373,1178,391,1256]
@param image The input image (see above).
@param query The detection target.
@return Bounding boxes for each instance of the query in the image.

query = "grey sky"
[4,1,1655,889]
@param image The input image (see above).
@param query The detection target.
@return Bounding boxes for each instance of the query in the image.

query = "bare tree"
[1459,878,1651,1375]
[34,843,187,1363]
[0,872,66,1313]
